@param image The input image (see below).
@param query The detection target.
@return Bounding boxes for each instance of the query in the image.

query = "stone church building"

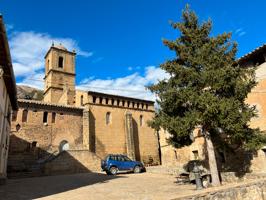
[8,44,160,176]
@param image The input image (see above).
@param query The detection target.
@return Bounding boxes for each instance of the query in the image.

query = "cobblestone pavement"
[0,172,195,200]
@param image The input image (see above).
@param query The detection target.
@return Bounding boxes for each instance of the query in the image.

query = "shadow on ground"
[0,173,125,200]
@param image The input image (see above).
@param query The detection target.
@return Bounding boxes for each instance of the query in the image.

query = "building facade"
[8,44,159,176]
[0,15,18,183]
[160,45,266,174]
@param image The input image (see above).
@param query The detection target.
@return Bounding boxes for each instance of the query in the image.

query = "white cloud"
[9,31,92,79]
[235,28,246,37]
[77,66,169,101]
[17,72,44,89]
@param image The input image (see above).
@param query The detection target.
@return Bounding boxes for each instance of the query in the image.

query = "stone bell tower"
[43,43,76,105]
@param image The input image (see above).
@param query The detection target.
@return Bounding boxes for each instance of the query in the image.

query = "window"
[80,95,84,106]
[111,99,115,105]
[122,100,125,107]
[47,59,50,69]
[43,111,48,123]
[192,150,199,160]
[58,56,64,68]
[127,101,130,107]
[32,141,37,148]
[146,104,148,110]
[93,96,96,103]
[105,98,109,105]
[12,111,17,122]
[137,103,140,109]
[22,109,28,122]
[132,102,135,108]
[117,100,120,106]
[99,97,103,104]
[106,112,111,125]
[140,115,143,126]
[52,112,56,123]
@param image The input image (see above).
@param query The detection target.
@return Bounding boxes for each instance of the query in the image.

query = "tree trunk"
[205,131,221,186]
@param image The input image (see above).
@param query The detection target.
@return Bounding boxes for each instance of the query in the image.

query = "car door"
[122,156,135,171]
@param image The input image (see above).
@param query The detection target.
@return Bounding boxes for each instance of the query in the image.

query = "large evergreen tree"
[149,6,266,186]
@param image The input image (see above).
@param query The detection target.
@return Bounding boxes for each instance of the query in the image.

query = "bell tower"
[43,43,76,105]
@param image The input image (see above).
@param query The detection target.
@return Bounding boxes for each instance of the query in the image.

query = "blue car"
[101,154,145,175]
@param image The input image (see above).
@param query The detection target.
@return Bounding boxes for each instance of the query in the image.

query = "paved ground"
[0,172,263,200]
[0,172,195,200]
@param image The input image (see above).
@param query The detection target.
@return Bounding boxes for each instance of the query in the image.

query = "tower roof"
[54,43,67,51]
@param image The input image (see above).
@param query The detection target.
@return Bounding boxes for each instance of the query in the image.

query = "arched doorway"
[59,140,69,152]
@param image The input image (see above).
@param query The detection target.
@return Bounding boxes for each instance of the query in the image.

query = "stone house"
[160,44,266,174]
[8,44,160,176]
[0,15,18,183]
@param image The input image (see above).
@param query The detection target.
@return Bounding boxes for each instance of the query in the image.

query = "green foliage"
[149,5,266,150]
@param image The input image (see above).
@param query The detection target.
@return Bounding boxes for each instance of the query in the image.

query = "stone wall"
[175,178,266,200]
[88,103,160,165]
[44,150,101,175]
[8,101,83,173]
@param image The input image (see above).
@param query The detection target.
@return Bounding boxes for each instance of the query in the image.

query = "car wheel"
[109,166,118,175]
[133,165,141,173]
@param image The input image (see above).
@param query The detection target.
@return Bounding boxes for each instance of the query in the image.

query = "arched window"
[140,115,143,126]
[106,112,111,125]
[58,56,64,68]
[22,109,28,122]
[59,140,69,152]
[80,95,84,106]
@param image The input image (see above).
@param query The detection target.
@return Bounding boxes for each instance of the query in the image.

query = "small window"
[43,111,48,123]
[106,112,111,125]
[22,109,28,122]
[52,112,56,123]
[117,100,120,106]
[80,95,84,106]
[146,104,148,110]
[99,97,103,104]
[106,98,109,105]
[12,111,17,121]
[132,102,135,108]
[137,103,140,109]
[47,59,50,69]
[140,115,143,126]
[122,100,125,107]
[32,141,37,148]
[127,101,130,107]
[58,56,64,68]
[93,96,96,103]
[192,150,199,160]
[111,99,115,105]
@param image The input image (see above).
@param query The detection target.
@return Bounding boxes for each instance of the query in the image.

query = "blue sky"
[1,0,266,100]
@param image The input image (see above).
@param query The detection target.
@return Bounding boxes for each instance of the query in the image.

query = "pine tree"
[149,5,266,186]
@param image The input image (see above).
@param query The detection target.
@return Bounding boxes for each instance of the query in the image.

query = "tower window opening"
[58,56,64,68]
[111,99,115,106]
[80,95,84,106]
[99,97,103,104]
[43,111,48,123]
[93,96,96,103]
